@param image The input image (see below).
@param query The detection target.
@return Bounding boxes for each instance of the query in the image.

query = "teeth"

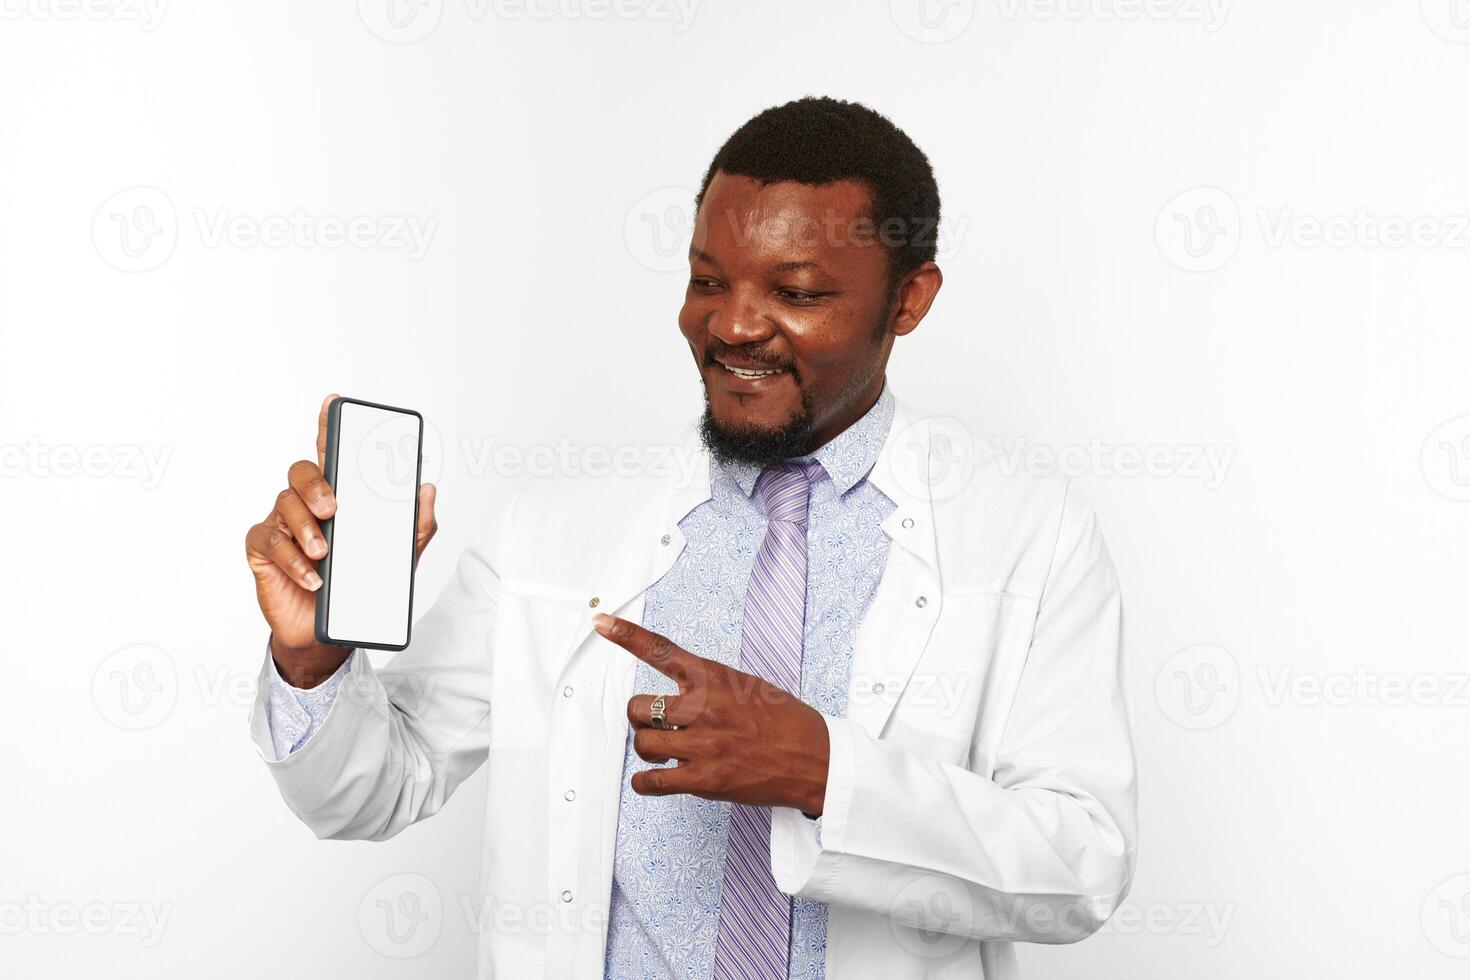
[723,363,782,378]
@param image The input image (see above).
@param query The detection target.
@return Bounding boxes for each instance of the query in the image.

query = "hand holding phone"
[245,395,439,685]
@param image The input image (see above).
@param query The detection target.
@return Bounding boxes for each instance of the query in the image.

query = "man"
[244,96,1137,979]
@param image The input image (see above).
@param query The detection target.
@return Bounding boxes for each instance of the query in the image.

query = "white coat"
[249,395,1138,979]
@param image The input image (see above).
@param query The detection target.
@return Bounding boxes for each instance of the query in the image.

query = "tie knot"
[755,459,826,525]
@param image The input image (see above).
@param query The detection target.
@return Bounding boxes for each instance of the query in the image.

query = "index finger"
[593,614,699,686]
[316,393,339,469]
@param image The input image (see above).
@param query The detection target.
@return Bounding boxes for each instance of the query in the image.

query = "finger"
[415,483,438,556]
[593,615,699,686]
[633,728,688,765]
[631,764,701,798]
[246,519,322,592]
[274,488,328,560]
[316,393,339,469]
[288,459,336,520]
[627,694,704,729]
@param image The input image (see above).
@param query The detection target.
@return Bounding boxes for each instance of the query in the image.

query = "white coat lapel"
[553,420,713,730]
[846,398,946,740]
[557,396,948,747]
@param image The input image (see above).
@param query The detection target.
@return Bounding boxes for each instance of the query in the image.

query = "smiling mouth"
[714,356,788,380]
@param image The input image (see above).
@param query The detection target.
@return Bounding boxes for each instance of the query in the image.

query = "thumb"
[415,483,438,555]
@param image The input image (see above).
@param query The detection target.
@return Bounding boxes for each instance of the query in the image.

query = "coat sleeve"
[770,481,1137,944]
[246,492,518,842]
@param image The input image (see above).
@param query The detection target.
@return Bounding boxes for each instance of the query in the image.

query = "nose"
[706,286,776,348]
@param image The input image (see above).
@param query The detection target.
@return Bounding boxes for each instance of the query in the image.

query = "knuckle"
[263,527,290,552]
[275,488,296,509]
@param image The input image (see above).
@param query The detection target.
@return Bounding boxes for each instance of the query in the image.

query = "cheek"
[678,298,703,344]
[789,309,875,367]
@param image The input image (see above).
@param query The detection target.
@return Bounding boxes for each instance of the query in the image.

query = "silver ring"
[649,695,668,730]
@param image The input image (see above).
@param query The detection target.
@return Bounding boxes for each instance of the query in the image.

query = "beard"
[695,294,894,468]
[697,382,818,469]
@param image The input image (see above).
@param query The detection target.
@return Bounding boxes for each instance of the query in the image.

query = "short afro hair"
[694,96,941,287]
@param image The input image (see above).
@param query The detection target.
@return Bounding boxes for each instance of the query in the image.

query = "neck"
[802,376,885,455]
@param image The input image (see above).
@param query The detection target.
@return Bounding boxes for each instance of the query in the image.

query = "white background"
[3,1,1469,977]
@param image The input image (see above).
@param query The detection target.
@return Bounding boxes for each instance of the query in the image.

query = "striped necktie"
[713,458,826,980]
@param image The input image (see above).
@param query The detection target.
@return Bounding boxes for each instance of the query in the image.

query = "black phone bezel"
[314,395,424,652]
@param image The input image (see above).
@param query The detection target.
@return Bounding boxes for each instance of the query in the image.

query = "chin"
[699,388,816,468]
[709,402,784,432]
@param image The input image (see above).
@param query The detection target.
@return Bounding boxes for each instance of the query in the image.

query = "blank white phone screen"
[326,401,420,647]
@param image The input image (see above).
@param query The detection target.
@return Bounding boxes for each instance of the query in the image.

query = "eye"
[689,276,722,293]
[778,288,825,306]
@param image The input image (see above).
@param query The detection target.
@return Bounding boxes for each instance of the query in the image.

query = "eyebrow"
[688,248,830,276]
[771,259,823,273]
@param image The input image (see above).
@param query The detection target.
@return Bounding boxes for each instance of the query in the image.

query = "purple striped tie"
[713,459,826,980]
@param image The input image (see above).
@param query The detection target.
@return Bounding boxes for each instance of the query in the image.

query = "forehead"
[691,171,886,273]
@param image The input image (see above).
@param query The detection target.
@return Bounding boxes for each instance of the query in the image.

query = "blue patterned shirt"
[265,383,897,979]
[603,384,896,980]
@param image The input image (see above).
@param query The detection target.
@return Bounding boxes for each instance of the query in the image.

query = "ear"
[889,261,943,338]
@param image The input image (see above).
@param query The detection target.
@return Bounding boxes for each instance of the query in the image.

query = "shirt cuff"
[770,712,852,896]
[263,643,354,761]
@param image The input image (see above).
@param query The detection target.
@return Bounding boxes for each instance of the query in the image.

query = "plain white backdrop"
[3,1,1469,976]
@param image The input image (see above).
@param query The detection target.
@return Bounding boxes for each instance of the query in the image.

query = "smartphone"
[314,396,424,651]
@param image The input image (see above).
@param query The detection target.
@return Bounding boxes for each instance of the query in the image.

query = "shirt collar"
[715,380,896,500]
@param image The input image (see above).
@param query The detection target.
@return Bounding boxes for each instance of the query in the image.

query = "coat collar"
[597,387,942,655]
[657,384,938,574]
[567,387,945,743]
[715,382,897,500]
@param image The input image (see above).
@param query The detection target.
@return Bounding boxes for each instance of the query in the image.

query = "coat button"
[562,685,574,698]
[564,789,576,802]
[915,595,928,608]
[901,517,914,529]
[561,890,574,903]
[872,682,886,695]
[660,533,671,546]
[588,596,600,608]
